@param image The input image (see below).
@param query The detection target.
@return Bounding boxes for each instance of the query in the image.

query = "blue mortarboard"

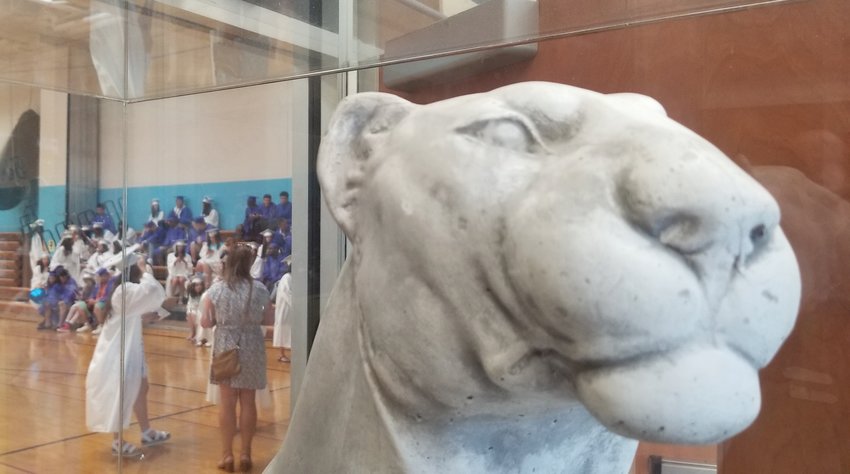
[176,195,185,201]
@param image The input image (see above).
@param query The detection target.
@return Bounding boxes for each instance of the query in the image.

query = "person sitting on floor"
[39,267,77,330]
[36,270,61,330]
[59,271,96,332]
[88,268,117,335]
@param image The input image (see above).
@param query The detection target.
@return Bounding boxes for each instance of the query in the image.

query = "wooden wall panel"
[382,1,850,472]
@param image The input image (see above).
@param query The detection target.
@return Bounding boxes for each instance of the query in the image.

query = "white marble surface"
[265,82,801,473]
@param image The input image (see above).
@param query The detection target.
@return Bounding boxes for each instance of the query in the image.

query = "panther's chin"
[575,345,761,444]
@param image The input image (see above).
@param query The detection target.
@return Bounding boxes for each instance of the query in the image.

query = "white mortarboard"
[261,229,273,237]
[92,222,103,228]
[29,219,44,228]
[202,196,212,203]
[151,198,160,204]
[190,274,204,284]
[103,244,142,271]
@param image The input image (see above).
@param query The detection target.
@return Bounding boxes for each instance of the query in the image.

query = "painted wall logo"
[0,109,39,211]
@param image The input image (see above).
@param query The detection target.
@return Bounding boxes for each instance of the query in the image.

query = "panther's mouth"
[574,344,761,444]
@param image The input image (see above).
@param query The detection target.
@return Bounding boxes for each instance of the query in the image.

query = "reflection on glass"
[0,0,795,100]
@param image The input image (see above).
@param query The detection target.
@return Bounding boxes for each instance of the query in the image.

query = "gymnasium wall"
[98,80,303,231]
[0,86,65,234]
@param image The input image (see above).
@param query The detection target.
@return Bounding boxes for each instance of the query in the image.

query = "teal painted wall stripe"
[98,178,293,231]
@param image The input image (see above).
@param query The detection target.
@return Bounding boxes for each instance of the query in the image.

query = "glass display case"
[0,0,846,472]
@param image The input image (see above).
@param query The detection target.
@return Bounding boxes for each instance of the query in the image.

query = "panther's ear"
[607,93,667,117]
[318,92,414,239]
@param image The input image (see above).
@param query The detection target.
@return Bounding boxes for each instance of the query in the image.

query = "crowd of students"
[21,192,296,462]
[27,191,294,341]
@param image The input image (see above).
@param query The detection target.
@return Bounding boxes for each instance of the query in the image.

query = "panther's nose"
[618,144,781,308]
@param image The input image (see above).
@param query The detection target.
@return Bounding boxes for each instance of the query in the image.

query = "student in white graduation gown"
[85,249,173,457]
[272,271,292,363]
[28,219,49,275]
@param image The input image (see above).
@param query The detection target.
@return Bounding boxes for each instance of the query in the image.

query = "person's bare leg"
[186,313,197,341]
[238,389,257,460]
[132,377,151,432]
[219,384,238,462]
[94,305,105,326]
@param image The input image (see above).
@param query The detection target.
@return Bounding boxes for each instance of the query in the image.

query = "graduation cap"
[175,195,185,201]
[29,218,44,228]
[151,198,160,204]
[202,196,212,203]
[190,274,204,284]
[92,222,103,228]
[261,229,274,237]
[96,267,110,276]
[174,239,187,247]
[81,271,95,280]
[102,244,142,271]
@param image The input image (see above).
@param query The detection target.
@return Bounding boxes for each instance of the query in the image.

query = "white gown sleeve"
[118,272,167,316]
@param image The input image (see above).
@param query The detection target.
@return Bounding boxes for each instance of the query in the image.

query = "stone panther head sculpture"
[268,82,800,473]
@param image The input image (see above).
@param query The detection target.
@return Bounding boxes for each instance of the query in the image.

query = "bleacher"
[0,224,239,324]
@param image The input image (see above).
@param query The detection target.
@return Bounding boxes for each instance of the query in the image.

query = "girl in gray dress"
[201,245,273,472]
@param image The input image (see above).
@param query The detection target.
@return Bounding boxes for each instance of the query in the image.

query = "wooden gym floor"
[0,309,291,473]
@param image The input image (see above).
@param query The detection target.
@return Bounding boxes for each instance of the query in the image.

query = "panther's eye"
[456,117,541,153]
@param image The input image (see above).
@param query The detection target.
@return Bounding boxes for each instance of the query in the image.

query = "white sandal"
[112,440,143,458]
[141,428,171,447]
